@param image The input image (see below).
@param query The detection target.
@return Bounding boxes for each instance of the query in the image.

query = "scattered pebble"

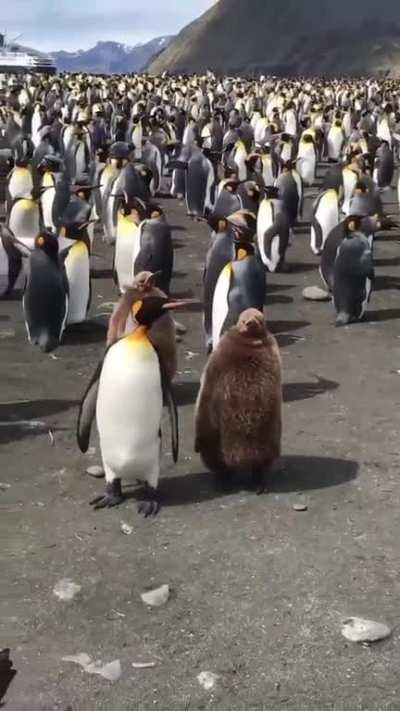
[341,617,392,643]
[86,465,105,479]
[185,351,199,360]
[62,654,121,682]
[174,320,187,335]
[302,286,331,302]
[53,579,82,601]
[197,671,219,691]
[0,483,11,492]
[293,503,308,512]
[141,584,170,608]
[132,661,157,669]
[0,329,15,339]
[120,522,134,536]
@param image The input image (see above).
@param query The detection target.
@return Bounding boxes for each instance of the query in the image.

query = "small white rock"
[120,522,134,536]
[53,579,82,601]
[86,465,105,479]
[62,654,121,682]
[141,584,170,607]
[302,286,331,302]
[341,617,392,643]
[197,671,219,691]
[132,661,157,669]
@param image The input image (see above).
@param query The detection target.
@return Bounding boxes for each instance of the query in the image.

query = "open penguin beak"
[161,298,198,311]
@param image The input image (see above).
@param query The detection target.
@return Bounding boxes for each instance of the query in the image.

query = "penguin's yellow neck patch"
[124,325,151,350]
[237,248,248,260]
[69,240,88,258]
[42,172,54,188]
[118,212,139,232]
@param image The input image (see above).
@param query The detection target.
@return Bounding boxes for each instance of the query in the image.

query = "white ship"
[0,33,56,74]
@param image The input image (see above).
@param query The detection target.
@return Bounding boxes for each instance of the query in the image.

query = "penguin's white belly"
[97,335,163,486]
[9,201,39,240]
[8,169,33,200]
[65,242,90,324]
[317,203,339,248]
[212,263,231,350]
[114,221,140,292]
[257,200,273,267]
[41,189,55,230]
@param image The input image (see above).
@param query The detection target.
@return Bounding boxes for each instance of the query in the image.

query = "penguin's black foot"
[90,479,124,510]
[138,486,161,518]
[276,261,291,274]
[251,468,266,496]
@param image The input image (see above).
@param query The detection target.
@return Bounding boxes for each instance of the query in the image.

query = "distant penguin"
[311,188,339,255]
[133,205,174,295]
[58,222,91,326]
[113,197,146,294]
[320,214,379,291]
[342,165,359,215]
[373,142,394,189]
[23,231,68,353]
[0,225,25,296]
[7,191,42,251]
[213,179,242,217]
[211,215,265,351]
[257,188,291,273]
[77,295,188,516]
[334,230,374,327]
[296,133,317,186]
[326,119,345,162]
[195,308,282,493]
[185,145,215,218]
[276,162,300,228]
[7,163,33,206]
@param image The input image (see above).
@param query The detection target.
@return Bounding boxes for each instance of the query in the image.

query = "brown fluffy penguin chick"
[107,271,177,381]
[195,308,282,493]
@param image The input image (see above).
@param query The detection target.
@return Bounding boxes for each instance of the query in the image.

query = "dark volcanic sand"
[1,174,400,710]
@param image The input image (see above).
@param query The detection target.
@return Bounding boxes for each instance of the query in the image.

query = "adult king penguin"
[77,295,190,516]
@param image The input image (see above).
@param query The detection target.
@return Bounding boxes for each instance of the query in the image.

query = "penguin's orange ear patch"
[132,299,143,316]
[37,236,45,247]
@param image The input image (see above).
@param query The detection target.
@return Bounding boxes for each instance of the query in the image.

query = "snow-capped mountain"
[51,36,173,74]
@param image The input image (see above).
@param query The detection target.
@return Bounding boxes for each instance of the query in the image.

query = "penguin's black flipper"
[0,648,17,704]
[77,356,105,453]
[159,362,179,464]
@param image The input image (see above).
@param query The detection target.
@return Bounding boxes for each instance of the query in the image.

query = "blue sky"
[2,0,215,52]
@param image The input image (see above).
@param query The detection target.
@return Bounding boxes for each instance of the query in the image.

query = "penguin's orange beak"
[162,299,199,311]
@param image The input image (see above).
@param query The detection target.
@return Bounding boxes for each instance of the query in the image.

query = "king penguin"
[333,229,374,327]
[311,188,340,255]
[77,295,189,516]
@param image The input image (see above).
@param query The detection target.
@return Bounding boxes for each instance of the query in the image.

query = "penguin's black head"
[35,231,59,259]
[132,295,195,328]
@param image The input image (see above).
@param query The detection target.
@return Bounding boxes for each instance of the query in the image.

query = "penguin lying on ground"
[78,295,192,516]
[195,308,282,494]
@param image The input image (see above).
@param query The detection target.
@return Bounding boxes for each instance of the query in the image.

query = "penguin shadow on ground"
[90,267,114,279]
[286,261,318,274]
[0,314,9,321]
[283,376,339,403]
[373,274,400,292]
[266,282,295,305]
[0,399,78,444]
[175,380,200,406]
[269,319,310,348]
[173,269,187,280]
[172,240,186,250]
[269,455,358,493]
[170,225,187,233]
[63,320,107,346]
[128,455,358,508]
[366,308,400,323]
[374,256,400,268]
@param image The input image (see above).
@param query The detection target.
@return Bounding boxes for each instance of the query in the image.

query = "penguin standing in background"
[132,205,174,295]
[296,133,317,186]
[77,295,190,516]
[257,187,290,273]
[185,144,215,218]
[276,162,300,229]
[326,118,345,162]
[310,188,339,255]
[113,196,146,294]
[333,227,375,327]
[320,214,380,291]
[342,164,359,216]
[213,179,243,218]
[195,308,282,494]
[0,224,25,296]
[58,218,91,326]
[7,188,43,251]
[211,213,265,351]
[373,141,394,189]
[23,231,69,353]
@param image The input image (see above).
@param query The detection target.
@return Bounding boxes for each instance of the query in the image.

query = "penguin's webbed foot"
[251,468,266,496]
[138,486,161,518]
[90,479,124,510]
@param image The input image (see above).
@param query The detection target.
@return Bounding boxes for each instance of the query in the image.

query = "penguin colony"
[0,71,399,516]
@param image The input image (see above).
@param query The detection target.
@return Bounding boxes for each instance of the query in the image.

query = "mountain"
[52,36,173,74]
[148,0,400,77]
